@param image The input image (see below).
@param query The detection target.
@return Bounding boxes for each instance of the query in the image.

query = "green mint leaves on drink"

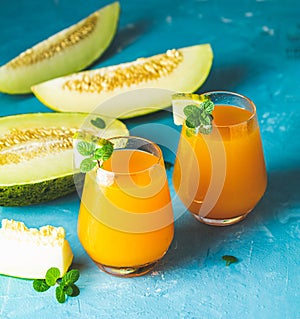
[77,138,114,173]
[222,255,238,267]
[184,96,214,135]
[33,267,80,304]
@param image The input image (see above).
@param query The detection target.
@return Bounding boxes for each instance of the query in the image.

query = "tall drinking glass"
[173,91,267,226]
[78,136,174,277]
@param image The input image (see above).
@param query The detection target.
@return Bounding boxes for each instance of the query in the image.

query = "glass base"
[191,212,248,226]
[94,260,158,278]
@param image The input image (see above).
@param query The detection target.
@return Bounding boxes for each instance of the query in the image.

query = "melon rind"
[0,112,128,206]
[31,44,213,118]
[0,174,80,207]
[0,2,120,94]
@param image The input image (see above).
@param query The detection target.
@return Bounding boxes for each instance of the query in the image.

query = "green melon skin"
[0,2,120,94]
[0,112,128,206]
[0,174,84,206]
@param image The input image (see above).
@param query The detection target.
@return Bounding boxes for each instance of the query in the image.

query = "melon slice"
[31,44,213,118]
[0,219,73,279]
[172,92,206,125]
[0,112,128,206]
[0,2,120,94]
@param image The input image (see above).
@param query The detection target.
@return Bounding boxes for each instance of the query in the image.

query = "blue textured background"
[0,0,299,318]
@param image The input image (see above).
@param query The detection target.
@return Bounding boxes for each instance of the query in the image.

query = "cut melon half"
[0,2,120,94]
[0,112,128,206]
[31,43,213,118]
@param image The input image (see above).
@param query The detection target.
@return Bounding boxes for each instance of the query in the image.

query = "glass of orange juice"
[77,136,174,277]
[172,91,267,226]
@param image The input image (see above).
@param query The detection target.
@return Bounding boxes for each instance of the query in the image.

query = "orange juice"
[173,104,267,225]
[78,146,174,275]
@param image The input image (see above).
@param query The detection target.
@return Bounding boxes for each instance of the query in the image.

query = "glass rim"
[203,90,257,128]
[96,135,162,176]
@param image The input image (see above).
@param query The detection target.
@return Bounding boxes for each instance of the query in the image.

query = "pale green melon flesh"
[0,112,128,206]
[0,220,74,279]
[0,2,120,94]
[31,44,213,118]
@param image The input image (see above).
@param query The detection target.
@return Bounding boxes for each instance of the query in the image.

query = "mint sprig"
[33,267,80,304]
[183,96,214,135]
[77,138,114,173]
[33,279,50,292]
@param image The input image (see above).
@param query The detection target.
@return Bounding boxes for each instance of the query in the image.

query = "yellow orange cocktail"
[78,136,174,276]
[173,91,267,226]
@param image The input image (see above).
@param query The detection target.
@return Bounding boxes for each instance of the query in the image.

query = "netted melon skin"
[0,112,128,206]
[0,174,84,206]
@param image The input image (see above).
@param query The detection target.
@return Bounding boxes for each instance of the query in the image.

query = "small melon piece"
[0,2,120,94]
[0,219,73,279]
[172,92,206,125]
[0,112,128,206]
[31,44,213,118]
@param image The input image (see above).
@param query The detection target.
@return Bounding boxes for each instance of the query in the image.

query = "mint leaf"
[76,134,114,173]
[33,279,50,292]
[185,115,200,129]
[62,269,80,285]
[77,141,96,156]
[183,104,200,117]
[45,267,60,286]
[183,97,214,135]
[64,285,73,296]
[65,284,80,297]
[80,157,97,173]
[202,99,214,113]
[94,143,114,162]
[199,112,213,125]
[222,255,238,266]
[196,112,213,134]
[56,286,66,303]
[90,117,106,129]
[184,105,201,128]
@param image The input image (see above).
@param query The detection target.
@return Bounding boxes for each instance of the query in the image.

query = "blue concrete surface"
[0,0,299,318]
